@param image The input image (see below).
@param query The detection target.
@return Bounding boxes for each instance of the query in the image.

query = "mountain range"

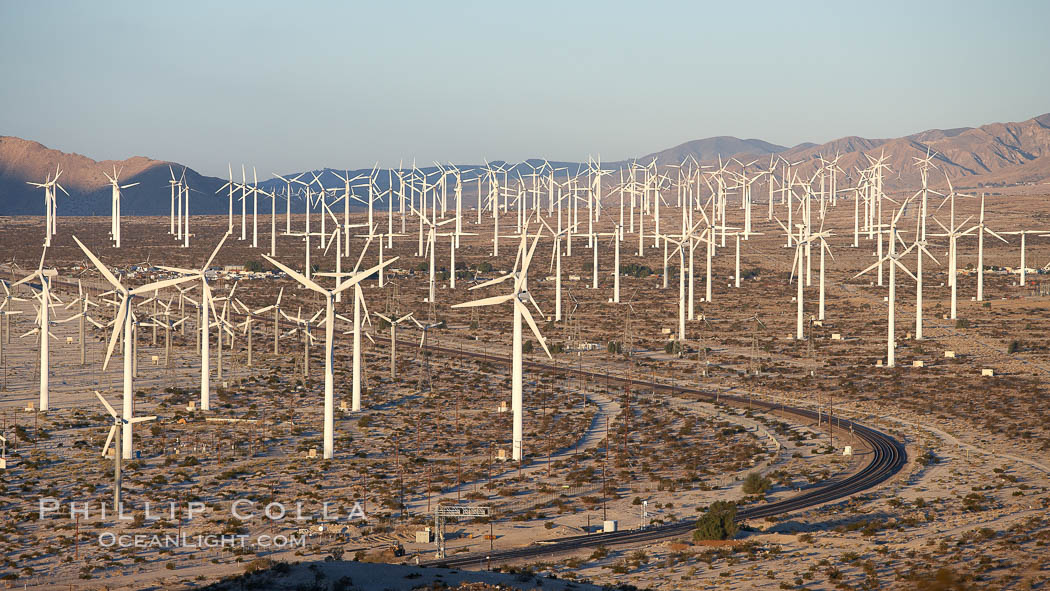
[2,112,1049,216]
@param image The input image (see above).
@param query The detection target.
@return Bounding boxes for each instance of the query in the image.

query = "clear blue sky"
[1,0,1047,177]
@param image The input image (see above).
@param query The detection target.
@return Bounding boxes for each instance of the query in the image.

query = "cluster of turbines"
[8,150,1049,485]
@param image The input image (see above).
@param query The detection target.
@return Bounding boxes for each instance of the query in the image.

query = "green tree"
[693,501,738,541]
[742,472,772,495]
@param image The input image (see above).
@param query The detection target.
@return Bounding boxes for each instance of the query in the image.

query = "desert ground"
[0,193,1049,590]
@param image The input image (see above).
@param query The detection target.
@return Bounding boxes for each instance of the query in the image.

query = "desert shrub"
[742,472,772,495]
[693,501,738,541]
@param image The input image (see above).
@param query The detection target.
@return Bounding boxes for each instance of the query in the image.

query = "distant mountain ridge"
[639,136,787,164]
[2,111,1049,215]
[0,136,225,216]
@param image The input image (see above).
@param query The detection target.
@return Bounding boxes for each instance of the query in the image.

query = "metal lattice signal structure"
[434,505,491,559]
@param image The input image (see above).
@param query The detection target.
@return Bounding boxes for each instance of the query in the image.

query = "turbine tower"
[452,225,552,461]
[74,236,200,457]
[262,252,397,459]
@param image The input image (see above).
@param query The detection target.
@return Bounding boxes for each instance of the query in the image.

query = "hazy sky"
[1,0,1047,177]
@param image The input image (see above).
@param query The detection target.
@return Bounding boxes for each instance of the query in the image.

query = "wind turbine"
[216,163,238,234]
[169,166,181,237]
[73,236,201,457]
[452,225,552,461]
[273,172,307,235]
[854,200,916,368]
[1000,230,1050,286]
[332,169,368,256]
[10,249,59,410]
[375,311,414,379]
[931,174,975,319]
[155,233,231,412]
[908,226,939,341]
[262,252,397,459]
[94,390,155,509]
[180,170,193,248]
[253,287,285,356]
[413,206,455,304]
[146,297,183,368]
[660,221,702,343]
[781,222,807,340]
[26,167,67,247]
[540,218,576,321]
[65,279,103,366]
[966,194,1008,302]
[0,281,25,370]
[103,167,139,248]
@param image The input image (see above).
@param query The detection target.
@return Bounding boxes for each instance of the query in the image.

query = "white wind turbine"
[251,167,261,248]
[155,233,231,412]
[94,390,155,509]
[965,194,1008,302]
[167,167,191,246]
[11,250,59,411]
[375,311,413,379]
[262,252,397,459]
[452,226,552,461]
[320,234,385,409]
[332,169,368,256]
[540,218,576,321]
[1000,230,1050,286]
[280,306,321,377]
[854,200,916,368]
[26,167,67,247]
[74,236,201,457]
[103,167,139,248]
[907,221,939,341]
[588,225,619,293]
[64,279,103,366]
[0,281,26,370]
[253,287,285,356]
[930,174,974,319]
[218,163,237,233]
[783,223,808,340]
[779,215,833,324]
[146,296,183,368]
[412,205,455,304]
[273,172,307,235]
[180,171,193,248]
[168,166,181,238]
[661,219,705,342]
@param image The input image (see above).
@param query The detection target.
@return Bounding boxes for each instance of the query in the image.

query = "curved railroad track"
[411,343,906,568]
[9,273,906,566]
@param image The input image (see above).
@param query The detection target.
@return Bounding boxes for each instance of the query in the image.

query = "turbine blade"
[102,297,128,371]
[516,299,552,358]
[72,235,124,291]
[262,255,326,295]
[451,293,514,309]
[94,390,117,418]
[102,424,117,457]
[130,275,199,296]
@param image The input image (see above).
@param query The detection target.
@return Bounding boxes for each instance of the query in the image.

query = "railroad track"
[409,344,906,568]
[13,273,906,566]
